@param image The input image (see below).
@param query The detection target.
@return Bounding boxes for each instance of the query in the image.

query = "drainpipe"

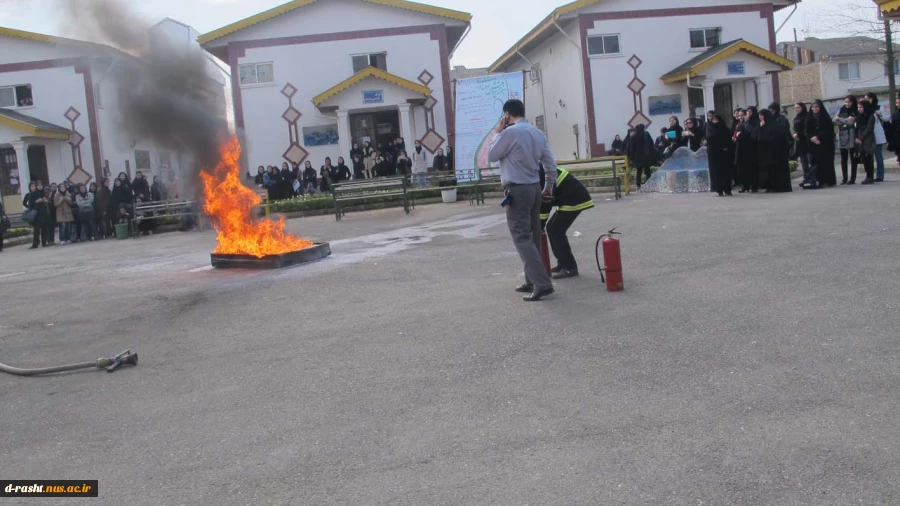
[516,48,549,142]
[775,4,798,35]
[686,73,703,90]
[449,24,471,60]
[552,19,581,51]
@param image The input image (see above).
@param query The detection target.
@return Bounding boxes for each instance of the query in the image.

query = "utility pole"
[885,18,897,114]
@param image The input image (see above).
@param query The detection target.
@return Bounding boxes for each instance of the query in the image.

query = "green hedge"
[5,227,31,238]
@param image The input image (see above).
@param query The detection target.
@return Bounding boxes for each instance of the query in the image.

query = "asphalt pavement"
[0,182,898,505]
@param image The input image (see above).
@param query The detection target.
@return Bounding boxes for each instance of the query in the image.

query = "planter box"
[441,188,458,203]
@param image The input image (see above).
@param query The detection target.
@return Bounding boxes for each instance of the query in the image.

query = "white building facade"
[199,0,470,171]
[490,0,797,159]
[778,37,899,113]
[0,25,227,214]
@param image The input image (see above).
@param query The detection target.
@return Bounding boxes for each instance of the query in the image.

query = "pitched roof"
[489,0,801,72]
[198,0,471,45]
[312,66,431,106]
[876,0,900,18]
[0,108,71,140]
[0,26,132,60]
[661,39,794,84]
[782,36,900,58]
[450,65,489,81]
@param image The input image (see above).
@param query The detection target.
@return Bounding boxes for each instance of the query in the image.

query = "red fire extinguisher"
[595,227,624,292]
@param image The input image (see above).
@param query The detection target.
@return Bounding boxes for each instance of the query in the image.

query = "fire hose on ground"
[0,350,138,376]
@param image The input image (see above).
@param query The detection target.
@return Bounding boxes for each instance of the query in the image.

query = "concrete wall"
[0,37,94,65]
[501,20,588,160]
[0,65,90,184]
[237,30,446,168]
[822,56,891,100]
[778,62,824,104]
[90,62,183,183]
[582,4,772,151]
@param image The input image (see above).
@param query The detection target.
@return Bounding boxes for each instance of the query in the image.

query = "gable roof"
[876,0,900,19]
[661,39,794,84]
[489,0,801,72]
[198,0,471,45]
[450,65,490,81]
[312,66,431,106]
[489,0,596,72]
[0,108,71,140]
[0,26,132,60]
[782,36,899,58]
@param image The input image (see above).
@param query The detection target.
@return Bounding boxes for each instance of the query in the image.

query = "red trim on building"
[225,24,455,143]
[431,27,455,146]
[578,4,777,157]
[73,61,103,182]
[0,57,103,182]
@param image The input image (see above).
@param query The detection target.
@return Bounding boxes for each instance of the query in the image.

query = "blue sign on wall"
[727,61,745,76]
[362,90,384,104]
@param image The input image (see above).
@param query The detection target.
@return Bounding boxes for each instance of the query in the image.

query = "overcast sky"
[0,0,865,68]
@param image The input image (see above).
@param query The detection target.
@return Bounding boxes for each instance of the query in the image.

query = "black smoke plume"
[61,0,230,182]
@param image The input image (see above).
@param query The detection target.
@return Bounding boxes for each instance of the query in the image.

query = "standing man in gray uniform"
[488,99,558,301]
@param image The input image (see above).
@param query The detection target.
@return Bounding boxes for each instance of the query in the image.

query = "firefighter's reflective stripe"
[558,201,595,212]
[540,213,551,220]
[556,168,569,186]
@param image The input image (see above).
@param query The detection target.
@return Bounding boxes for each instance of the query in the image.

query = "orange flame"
[200,137,313,257]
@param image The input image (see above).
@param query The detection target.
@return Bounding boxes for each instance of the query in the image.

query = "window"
[689,28,720,49]
[238,62,275,86]
[134,150,151,170]
[351,53,387,73]
[0,84,34,108]
[839,62,860,81]
[586,34,620,56]
[885,60,900,76]
[158,151,171,170]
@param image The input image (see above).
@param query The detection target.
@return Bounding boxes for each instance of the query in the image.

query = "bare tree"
[806,0,898,113]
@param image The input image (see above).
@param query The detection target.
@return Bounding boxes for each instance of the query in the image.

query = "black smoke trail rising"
[61,0,230,182]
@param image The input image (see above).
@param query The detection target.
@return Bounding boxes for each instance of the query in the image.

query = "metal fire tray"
[210,242,331,269]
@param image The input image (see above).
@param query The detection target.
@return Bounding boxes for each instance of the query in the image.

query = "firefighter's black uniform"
[539,167,594,276]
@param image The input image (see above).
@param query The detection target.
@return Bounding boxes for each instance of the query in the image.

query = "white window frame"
[238,62,275,87]
[885,59,900,77]
[351,52,387,73]
[586,34,622,58]
[838,61,861,81]
[0,83,34,109]
[689,28,721,50]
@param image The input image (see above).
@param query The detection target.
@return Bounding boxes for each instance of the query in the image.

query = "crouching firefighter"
[539,165,594,279]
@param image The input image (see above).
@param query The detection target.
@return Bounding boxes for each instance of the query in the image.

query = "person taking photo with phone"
[488,99,558,302]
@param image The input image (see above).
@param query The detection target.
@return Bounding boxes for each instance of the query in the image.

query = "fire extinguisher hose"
[595,235,606,284]
[0,350,138,376]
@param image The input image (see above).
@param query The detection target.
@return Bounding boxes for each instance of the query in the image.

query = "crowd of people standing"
[253,136,454,201]
[615,92,893,195]
[21,171,176,249]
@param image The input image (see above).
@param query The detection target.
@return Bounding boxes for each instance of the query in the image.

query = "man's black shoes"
[515,283,534,293]
[524,286,554,301]
[552,269,578,280]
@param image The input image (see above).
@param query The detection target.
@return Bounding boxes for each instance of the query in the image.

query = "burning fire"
[201,137,313,257]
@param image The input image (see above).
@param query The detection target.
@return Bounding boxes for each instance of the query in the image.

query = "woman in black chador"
[806,99,836,188]
[705,113,733,196]
[735,106,760,193]
[754,109,792,193]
